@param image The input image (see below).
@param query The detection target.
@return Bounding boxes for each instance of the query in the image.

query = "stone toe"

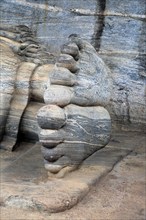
[50,67,76,86]
[56,54,78,73]
[39,129,65,148]
[37,105,66,130]
[44,85,73,106]
[61,42,79,60]
[44,155,73,174]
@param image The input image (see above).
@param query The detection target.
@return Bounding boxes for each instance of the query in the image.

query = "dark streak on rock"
[92,0,106,51]
[15,65,39,151]
[138,19,146,78]
[125,91,131,124]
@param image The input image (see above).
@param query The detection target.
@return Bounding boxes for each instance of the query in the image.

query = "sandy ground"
[0,131,146,220]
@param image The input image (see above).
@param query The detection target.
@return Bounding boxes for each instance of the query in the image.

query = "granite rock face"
[0,25,55,150]
[0,0,146,178]
[0,21,112,176]
[1,0,145,132]
[38,104,111,177]
[37,36,112,177]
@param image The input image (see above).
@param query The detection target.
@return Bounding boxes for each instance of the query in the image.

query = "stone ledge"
[0,132,145,213]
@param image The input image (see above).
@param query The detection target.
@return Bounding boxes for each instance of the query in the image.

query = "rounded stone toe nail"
[44,85,73,107]
[37,105,66,129]
[39,129,64,147]
[41,146,63,162]
[61,42,79,60]
[44,161,64,174]
[56,54,78,73]
[50,67,76,86]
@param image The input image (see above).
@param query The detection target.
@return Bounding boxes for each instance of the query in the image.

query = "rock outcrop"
[0,25,55,150]
[0,24,112,177]
[0,0,146,179]
[1,0,145,132]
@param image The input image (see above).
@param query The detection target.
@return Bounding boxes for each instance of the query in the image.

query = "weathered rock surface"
[1,0,145,132]
[0,20,112,179]
[0,31,54,150]
[0,62,36,150]
[37,36,112,177]
[0,25,112,156]
[38,104,111,177]
[0,0,145,215]
[1,132,145,213]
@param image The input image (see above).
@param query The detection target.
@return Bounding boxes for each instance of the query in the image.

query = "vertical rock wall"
[1,0,146,132]
[98,0,146,132]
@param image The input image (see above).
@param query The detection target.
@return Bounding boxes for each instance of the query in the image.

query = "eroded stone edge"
[0,143,134,213]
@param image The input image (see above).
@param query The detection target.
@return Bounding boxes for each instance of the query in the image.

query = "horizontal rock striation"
[0,26,54,150]
[38,104,111,177]
[1,0,145,131]
[0,0,145,153]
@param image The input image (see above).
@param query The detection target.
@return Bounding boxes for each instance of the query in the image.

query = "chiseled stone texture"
[1,132,145,213]
[38,104,111,177]
[1,0,146,132]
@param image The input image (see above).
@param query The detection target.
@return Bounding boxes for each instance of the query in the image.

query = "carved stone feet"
[37,36,112,177]
[0,25,111,177]
[38,104,111,177]
[44,35,112,107]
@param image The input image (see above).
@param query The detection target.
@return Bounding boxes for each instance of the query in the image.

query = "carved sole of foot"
[44,35,112,108]
[37,36,112,177]
[38,104,111,178]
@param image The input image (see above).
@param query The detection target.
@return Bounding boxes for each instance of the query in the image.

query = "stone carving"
[0,25,112,177]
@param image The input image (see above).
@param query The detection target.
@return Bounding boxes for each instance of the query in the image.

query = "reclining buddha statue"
[0,25,112,177]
